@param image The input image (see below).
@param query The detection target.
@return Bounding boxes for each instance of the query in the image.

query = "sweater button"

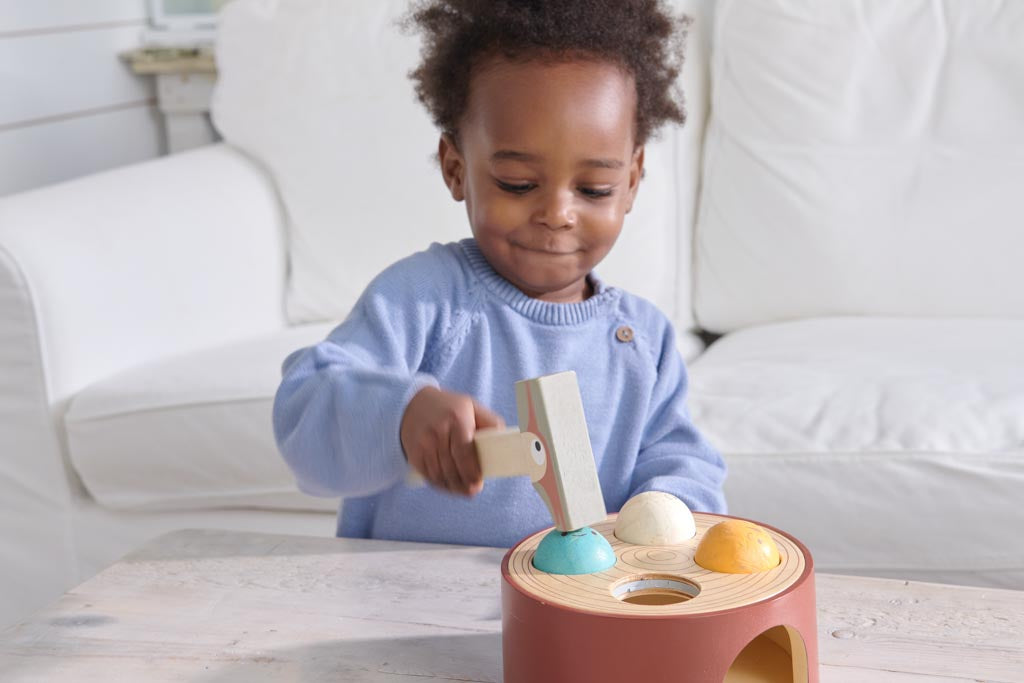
[615,325,634,343]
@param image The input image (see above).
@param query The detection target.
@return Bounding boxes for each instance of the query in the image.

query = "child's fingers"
[413,426,446,487]
[419,441,443,488]
[438,426,468,494]
[452,414,482,495]
[473,399,505,430]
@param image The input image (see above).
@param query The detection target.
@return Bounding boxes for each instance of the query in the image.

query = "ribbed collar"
[458,238,620,325]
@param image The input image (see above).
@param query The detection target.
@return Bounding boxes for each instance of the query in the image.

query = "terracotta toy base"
[501,513,818,683]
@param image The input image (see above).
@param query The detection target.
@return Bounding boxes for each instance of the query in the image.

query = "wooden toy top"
[504,513,808,617]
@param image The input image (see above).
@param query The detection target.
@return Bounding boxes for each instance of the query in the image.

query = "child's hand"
[400,386,505,496]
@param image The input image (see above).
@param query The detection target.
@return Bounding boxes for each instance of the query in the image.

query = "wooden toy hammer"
[409,370,607,532]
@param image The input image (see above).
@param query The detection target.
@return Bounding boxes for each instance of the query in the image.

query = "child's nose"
[532,188,576,230]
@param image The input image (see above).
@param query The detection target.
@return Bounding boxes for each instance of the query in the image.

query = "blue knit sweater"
[273,239,726,547]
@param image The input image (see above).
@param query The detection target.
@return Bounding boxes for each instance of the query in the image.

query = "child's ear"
[625,145,645,214]
[438,134,466,201]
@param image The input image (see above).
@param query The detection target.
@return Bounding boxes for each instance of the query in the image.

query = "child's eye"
[496,180,536,195]
[579,187,614,199]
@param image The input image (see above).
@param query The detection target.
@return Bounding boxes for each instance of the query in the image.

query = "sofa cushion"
[695,0,1024,332]
[64,324,336,511]
[687,318,1024,576]
[212,0,711,332]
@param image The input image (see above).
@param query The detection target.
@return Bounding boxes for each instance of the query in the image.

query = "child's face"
[439,57,644,303]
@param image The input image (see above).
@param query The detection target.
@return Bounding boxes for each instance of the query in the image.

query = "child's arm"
[272,249,485,498]
[630,325,728,514]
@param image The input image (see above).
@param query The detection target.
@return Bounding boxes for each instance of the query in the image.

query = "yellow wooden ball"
[694,520,781,573]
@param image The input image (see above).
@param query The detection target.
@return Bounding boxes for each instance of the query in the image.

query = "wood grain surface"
[506,513,805,615]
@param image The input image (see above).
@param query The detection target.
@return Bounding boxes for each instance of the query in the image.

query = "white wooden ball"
[614,491,696,545]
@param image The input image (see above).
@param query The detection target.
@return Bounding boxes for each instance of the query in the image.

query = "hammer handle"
[475,427,547,481]
[406,427,546,486]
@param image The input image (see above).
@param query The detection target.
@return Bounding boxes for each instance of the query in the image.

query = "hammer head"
[516,371,607,532]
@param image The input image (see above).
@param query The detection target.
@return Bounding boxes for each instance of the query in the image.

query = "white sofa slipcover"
[690,317,1024,586]
[65,323,336,512]
[1,0,1021,631]
[0,144,331,629]
[696,0,1024,330]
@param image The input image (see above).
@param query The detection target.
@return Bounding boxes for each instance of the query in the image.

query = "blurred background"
[1,0,230,197]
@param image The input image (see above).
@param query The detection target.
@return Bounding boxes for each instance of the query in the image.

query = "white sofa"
[2,0,1022,629]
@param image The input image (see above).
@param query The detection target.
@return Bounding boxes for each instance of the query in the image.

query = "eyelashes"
[495,180,614,199]
[496,180,534,195]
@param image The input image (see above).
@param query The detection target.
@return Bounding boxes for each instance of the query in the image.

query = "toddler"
[273,0,727,547]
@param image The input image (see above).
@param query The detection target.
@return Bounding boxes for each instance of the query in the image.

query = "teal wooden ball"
[532,527,616,575]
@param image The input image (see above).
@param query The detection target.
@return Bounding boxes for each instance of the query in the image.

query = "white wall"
[0,1,165,197]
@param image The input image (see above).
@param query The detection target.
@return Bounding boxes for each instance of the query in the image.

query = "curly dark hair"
[403,0,690,147]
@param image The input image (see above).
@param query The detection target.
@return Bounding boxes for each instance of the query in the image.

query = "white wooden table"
[1,529,1021,682]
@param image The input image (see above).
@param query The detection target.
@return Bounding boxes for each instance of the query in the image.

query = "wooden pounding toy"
[502,513,819,682]
[408,371,613,573]
[511,370,607,533]
[406,371,606,529]
[514,371,615,572]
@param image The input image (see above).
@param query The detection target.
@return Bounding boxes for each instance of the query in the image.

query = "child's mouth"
[515,243,580,256]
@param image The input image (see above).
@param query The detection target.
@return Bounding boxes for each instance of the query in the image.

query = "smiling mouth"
[515,244,580,255]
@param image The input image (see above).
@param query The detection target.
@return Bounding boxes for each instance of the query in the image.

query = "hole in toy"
[611,574,700,605]
[725,625,808,683]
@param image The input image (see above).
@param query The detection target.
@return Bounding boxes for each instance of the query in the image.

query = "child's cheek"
[474,193,527,235]
[603,194,632,223]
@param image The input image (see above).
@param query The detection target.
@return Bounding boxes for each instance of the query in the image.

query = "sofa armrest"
[0,143,286,627]
[0,143,287,405]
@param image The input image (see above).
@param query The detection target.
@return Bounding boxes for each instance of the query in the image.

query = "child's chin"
[520,275,588,301]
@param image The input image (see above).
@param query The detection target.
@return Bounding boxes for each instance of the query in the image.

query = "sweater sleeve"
[630,322,728,514]
[272,248,456,498]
